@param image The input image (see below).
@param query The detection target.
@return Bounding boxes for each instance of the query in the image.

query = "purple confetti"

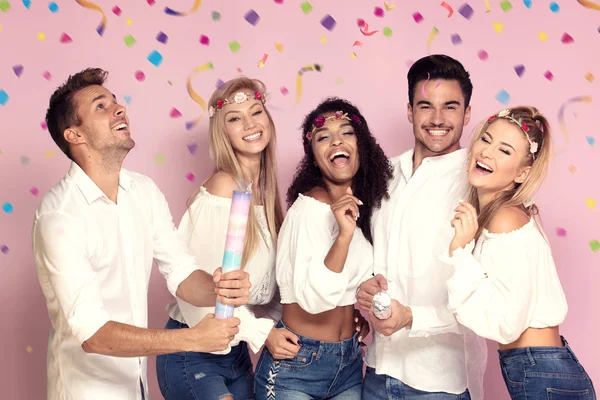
[412,12,424,23]
[244,9,260,26]
[451,33,462,45]
[458,3,474,20]
[320,14,336,31]
[216,79,225,89]
[1,245,8,254]
[556,227,567,237]
[185,121,195,131]
[514,64,525,77]
[13,65,24,77]
[187,143,198,154]
[156,31,168,44]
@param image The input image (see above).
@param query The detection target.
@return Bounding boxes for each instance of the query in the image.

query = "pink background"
[0,1,598,398]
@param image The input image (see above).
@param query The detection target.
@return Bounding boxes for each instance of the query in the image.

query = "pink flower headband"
[487,109,538,157]
[305,111,361,141]
[208,91,266,118]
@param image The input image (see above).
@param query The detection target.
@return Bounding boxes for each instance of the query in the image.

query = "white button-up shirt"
[32,162,199,400]
[366,148,488,399]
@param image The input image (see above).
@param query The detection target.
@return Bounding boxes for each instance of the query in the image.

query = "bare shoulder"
[203,171,238,199]
[303,186,333,205]
[487,206,531,234]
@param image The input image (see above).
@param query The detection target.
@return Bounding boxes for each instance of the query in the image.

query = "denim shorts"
[254,319,363,399]
[362,366,471,399]
[499,336,596,400]
[156,318,254,400]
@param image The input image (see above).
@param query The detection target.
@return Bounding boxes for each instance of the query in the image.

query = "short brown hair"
[45,68,108,160]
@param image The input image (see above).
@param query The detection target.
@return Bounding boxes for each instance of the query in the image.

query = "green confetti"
[590,239,600,253]
[0,1,11,12]
[212,11,221,21]
[228,40,241,53]
[155,153,166,165]
[383,27,393,37]
[500,0,513,12]
[123,34,136,47]
[300,1,312,14]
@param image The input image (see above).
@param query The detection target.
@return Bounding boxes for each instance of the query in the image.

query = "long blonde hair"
[188,77,284,268]
[467,106,552,238]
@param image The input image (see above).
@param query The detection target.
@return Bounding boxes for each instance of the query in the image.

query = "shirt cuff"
[71,307,111,344]
[439,240,476,265]
[165,265,200,297]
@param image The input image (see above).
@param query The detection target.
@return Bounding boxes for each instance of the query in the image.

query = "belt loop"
[562,336,581,363]
[526,347,536,366]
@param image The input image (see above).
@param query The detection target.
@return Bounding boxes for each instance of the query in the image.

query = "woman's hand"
[331,187,363,242]
[449,200,478,255]
[265,327,301,360]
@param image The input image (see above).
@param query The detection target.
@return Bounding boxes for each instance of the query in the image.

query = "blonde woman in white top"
[254,98,393,399]
[444,106,596,399]
[156,77,301,400]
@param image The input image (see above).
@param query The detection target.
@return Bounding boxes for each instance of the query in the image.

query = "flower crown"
[487,109,538,156]
[208,91,266,118]
[305,111,362,141]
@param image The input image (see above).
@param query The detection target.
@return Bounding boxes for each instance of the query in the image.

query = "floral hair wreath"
[487,109,538,157]
[305,111,362,141]
[208,91,267,118]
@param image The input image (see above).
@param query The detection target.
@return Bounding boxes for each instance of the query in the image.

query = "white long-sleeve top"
[367,149,488,399]
[441,218,568,345]
[277,194,373,314]
[167,187,279,354]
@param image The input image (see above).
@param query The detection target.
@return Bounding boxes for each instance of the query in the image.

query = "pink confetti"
[561,32,574,44]
[199,35,210,45]
[477,50,489,60]
[147,0,155,5]
[441,1,454,17]
[169,107,182,118]
[186,173,195,182]
[374,7,384,17]
[112,6,121,16]
[544,70,554,81]
[43,71,52,81]
[30,187,39,196]
[434,81,442,88]
[357,18,366,28]
[412,12,424,23]
[274,0,284,3]
[59,33,72,44]
[134,70,145,82]
[280,86,289,95]
[237,67,243,73]
[556,227,567,237]
[353,41,363,47]
[421,72,430,99]
[40,122,47,130]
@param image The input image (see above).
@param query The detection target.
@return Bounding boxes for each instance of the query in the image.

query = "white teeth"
[113,123,127,131]
[243,132,261,141]
[476,161,493,172]
[329,151,350,160]
[428,129,448,136]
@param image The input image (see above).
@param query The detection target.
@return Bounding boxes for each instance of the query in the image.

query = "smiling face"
[311,114,360,187]
[469,118,532,196]
[407,79,471,158]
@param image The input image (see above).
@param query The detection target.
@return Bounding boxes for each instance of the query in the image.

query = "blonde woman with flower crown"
[443,106,596,399]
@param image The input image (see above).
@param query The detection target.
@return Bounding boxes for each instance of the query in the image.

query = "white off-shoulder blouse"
[167,187,280,354]
[441,218,568,345]
[277,194,374,314]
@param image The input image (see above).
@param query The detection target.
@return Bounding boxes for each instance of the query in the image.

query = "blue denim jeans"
[362,367,471,399]
[499,336,596,399]
[156,318,254,400]
[254,319,363,399]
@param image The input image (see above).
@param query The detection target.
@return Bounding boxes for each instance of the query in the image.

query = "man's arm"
[176,268,251,308]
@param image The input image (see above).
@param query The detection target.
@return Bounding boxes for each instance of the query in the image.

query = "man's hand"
[368,300,412,337]
[213,268,251,306]
[187,313,241,352]
[356,274,388,312]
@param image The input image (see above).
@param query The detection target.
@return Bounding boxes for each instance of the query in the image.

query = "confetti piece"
[477,50,489,60]
[384,1,396,10]
[544,70,554,81]
[568,164,576,173]
[561,33,574,43]
[22,0,30,9]
[20,156,29,165]
[296,63,322,105]
[147,0,155,4]
[590,240,600,253]
[500,1,513,11]
[169,107,182,118]
[155,153,166,165]
[212,11,221,20]
[421,73,431,99]
[514,64,525,77]
[123,34,136,47]
[353,41,363,47]
[43,71,52,80]
[229,41,241,53]
[156,31,168,44]
[59,33,73,44]
[0,89,7,106]
[360,22,379,36]
[2,202,14,214]
[215,79,225,89]
[350,52,357,59]
[412,12,424,23]
[357,18,366,28]
[37,32,46,41]
[383,27,393,37]
[147,50,163,67]
[318,36,326,43]
[257,53,268,68]
[126,18,132,25]
[493,22,504,33]
[426,27,440,54]
[451,33,462,45]
[164,0,201,16]
[25,346,33,353]
[300,1,312,14]
[134,70,145,81]
[199,35,210,45]
[0,245,8,254]
[187,143,198,154]
[75,0,107,36]
[0,0,10,11]
[320,14,336,31]
[13,65,23,77]
[586,136,595,146]
[458,3,474,19]
[441,1,454,17]
[549,1,560,12]
[44,150,58,158]
[484,0,492,11]
[186,173,195,182]
[274,0,283,4]
[523,0,532,7]
[275,42,284,52]
[40,122,47,130]
[280,87,289,95]
[112,5,121,15]
[30,187,39,196]
[577,0,600,10]
[374,7,384,17]
[244,9,260,26]
[49,2,59,12]
[495,89,510,105]
[185,62,214,129]
[539,32,548,41]
[586,73,595,83]
[557,96,593,149]
[124,95,132,104]
[556,228,567,237]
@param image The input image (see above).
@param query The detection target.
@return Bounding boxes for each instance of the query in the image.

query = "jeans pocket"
[277,346,317,369]
[501,360,525,387]
[547,388,592,400]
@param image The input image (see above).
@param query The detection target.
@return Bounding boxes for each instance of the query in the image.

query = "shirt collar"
[400,148,467,180]
[68,162,133,205]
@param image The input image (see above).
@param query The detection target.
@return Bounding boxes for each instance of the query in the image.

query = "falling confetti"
[523,0,532,7]
[384,2,396,10]
[37,32,47,41]
[2,202,14,214]
[544,70,554,81]
[549,2,560,12]
[586,136,595,146]
[568,164,576,173]
[30,187,39,196]
[557,96,593,149]
[556,228,567,237]
[484,0,492,12]
[360,22,379,36]
[274,43,284,52]
[244,9,260,26]
[23,0,31,9]
[577,0,600,10]
[495,89,510,105]
[43,71,52,80]
[514,64,525,77]
[383,27,393,37]
[539,32,548,41]
[585,73,594,82]
[229,41,241,53]
[561,33,574,43]
[589,240,600,253]
[300,1,312,14]
[147,50,163,67]
[186,173,196,182]
[187,143,198,154]
[426,27,440,54]
[500,1,513,11]
[0,0,10,11]
[441,1,454,17]
[44,150,58,159]
[164,0,202,16]
[59,33,73,44]
[585,198,596,209]
[155,153,166,165]
[40,122,47,130]
[0,89,8,106]
[169,108,182,118]
[156,31,168,44]
[20,156,29,165]
[212,11,221,20]
[280,87,289,95]
[477,50,489,60]
[412,12,424,23]
[451,33,462,45]
[25,346,33,353]
[421,73,431,99]
[458,3,474,19]
[257,53,268,68]
[296,63,323,105]
[185,62,214,129]
[199,35,210,45]
[49,2,59,12]
[75,0,107,36]
[374,7,384,17]
[320,14,336,31]
[134,70,145,81]
[0,245,8,254]
[123,34,136,47]
[493,22,504,33]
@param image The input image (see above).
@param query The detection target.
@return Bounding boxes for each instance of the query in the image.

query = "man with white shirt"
[32,68,251,400]
[357,55,488,399]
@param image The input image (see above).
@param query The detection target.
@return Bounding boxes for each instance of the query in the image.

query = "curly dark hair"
[286,97,394,244]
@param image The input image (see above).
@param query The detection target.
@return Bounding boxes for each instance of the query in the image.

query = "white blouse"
[277,194,374,314]
[441,218,568,345]
[167,187,279,354]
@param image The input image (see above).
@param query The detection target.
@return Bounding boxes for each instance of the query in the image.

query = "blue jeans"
[254,319,363,399]
[499,336,596,399]
[362,367,471,399]
[156,318,254,400]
